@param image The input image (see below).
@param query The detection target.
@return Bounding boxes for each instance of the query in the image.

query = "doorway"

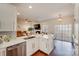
[52,24,75,56]
[54,24,73,42]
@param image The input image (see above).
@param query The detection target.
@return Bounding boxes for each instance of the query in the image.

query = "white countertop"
[0,35,35,49]
[0,38,26,49]
[0,34,55,49]
[17,35,35,39]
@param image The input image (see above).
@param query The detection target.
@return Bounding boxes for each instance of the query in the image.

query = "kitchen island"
[0,34,55,56]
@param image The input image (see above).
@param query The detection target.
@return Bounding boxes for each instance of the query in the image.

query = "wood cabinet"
[6,42,26,56]
[0,48,6,56]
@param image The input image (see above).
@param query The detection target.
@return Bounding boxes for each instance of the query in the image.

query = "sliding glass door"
[55,24,72,42]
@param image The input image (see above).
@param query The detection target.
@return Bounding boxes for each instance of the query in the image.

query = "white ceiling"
[12,3,74,22]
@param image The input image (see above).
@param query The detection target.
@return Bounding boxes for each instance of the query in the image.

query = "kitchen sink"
[24,36,35,40]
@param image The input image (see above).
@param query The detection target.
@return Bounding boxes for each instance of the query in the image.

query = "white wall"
[74,3,79,56]
[40,16,74,33]
[17,17,39,31]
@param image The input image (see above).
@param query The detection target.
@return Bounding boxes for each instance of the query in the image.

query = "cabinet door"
[0,48,6,56]
[45,39,49,53]
[31,39,36,54]
[21,42,26,56]
[39,38,44,51]
[47,36,54,54]
[47,39,51,54]
[40,36,54,54]
[26,39,33,56]
[31,38,39,54]
[33,38,39,52]
[40,38,48,53]
[0,4,16,31]
[51,37,54,50]
[26,38,38,56]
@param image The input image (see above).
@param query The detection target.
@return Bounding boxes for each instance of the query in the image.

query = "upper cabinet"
[0,4,17,31]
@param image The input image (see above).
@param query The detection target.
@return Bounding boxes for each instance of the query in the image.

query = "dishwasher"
[6,42,26,56]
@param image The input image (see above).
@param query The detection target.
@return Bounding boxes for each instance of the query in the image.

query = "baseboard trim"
[31,50,40,56]
[31,47,55,56]
[54,39,72,43]
[49,46,55,55]
[39,50,48,56]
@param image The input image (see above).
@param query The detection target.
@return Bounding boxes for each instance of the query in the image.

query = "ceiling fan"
[57,14,63,21]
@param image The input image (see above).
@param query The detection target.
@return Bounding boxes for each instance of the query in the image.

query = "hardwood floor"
[49,40,75,56]
[32,40,75,56]
[32,50,48,56]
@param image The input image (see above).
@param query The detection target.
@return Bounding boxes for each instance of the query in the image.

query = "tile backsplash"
[0,31,16,38]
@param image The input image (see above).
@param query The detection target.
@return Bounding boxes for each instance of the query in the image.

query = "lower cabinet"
[40,38,47,53]
[26,38,39,56]
[47,36,54,54]
[39,35,54,54]
[26,35,54,56]
[26,39,33,56]
[33,38,39,53]
[0,48,6,56]
[0,35,54,56]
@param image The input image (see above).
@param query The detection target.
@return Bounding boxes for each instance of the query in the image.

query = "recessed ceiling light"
[17,12,20,15]
[58,18,62,21]
[29,5,32,9]
[25,21,28,23]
